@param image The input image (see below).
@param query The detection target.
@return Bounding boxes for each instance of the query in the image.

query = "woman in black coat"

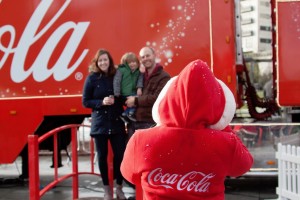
[82,49,126,200]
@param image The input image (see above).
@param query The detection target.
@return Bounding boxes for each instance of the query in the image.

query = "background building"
[240,0,273,90]
[240,0,272,53]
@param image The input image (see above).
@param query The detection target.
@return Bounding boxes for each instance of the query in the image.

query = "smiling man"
[124,47,170,199]
[125,46,171,133]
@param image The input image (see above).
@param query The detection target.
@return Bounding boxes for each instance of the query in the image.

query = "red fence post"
[28,135,40,200]
[90,139,95,173]
[53,133,58,179]
[71,127,79,199]
[108,141,114,197]
[27,124,102,200]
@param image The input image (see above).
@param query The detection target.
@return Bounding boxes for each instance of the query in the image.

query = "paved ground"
[0,155,135,200]
[0,155,278,200]
[225,177,278,200]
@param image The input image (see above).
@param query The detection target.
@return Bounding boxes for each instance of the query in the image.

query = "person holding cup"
[82,49,127,200]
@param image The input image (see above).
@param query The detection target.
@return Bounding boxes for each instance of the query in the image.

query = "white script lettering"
[148,168,215,193]
[0,0,90,83]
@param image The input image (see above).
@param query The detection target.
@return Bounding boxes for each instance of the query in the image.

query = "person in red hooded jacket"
[121,59,253,200]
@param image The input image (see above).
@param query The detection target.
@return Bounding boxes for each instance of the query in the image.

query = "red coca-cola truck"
[0,0,300,176]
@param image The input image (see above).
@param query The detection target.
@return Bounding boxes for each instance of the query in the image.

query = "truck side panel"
[277,0,300,106]
[0,0,237,163]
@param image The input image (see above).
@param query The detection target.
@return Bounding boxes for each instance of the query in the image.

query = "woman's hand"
[102,96,114,105]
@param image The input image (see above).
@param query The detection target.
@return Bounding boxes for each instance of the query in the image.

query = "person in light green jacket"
[113,52,144,123]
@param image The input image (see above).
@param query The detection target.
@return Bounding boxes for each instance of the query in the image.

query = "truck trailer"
[0,0,300,177]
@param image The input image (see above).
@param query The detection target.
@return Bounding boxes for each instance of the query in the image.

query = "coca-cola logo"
[0,0,90,83]
[147,168,215,193]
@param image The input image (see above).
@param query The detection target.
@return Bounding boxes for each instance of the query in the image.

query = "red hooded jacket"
[121,60,253,200]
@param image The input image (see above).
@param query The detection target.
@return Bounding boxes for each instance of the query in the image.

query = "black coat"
[82,73,125,136]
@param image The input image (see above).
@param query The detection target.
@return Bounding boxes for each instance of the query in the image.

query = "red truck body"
[276,0,300,106]
[0,0,237,164]
[0,0,299,169]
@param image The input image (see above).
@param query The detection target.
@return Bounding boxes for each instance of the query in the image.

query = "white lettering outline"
[0,0,90,83]
[147,168,215,193]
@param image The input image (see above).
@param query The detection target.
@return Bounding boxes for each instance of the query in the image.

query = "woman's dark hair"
[89,49,116,77]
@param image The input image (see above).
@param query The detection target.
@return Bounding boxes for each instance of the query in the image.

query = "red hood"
[152,59,236,130]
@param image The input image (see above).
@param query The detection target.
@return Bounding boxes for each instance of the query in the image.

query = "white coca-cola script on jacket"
[147,168,215,193]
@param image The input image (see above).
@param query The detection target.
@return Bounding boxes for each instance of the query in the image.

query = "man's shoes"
[18,174,29,182]
[50,163,63,168]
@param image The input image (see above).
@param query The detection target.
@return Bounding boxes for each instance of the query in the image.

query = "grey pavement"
[0,154,135,200]
[0,154,278,200]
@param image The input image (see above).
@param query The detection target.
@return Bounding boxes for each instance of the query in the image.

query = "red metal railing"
[28,124,114,200]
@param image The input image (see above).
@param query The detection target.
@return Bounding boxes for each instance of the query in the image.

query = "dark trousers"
[127,121,156,141]
[125,121,156,188]
[94,133,126,185]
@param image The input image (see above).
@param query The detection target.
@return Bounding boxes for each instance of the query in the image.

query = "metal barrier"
[276,143,300,200]
[28,124,114,200]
